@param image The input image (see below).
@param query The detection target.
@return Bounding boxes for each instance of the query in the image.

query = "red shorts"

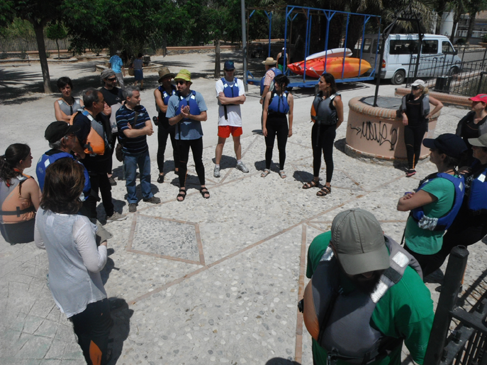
[218,126,243,138]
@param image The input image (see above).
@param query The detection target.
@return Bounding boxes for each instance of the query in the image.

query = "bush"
[0,52,8,59]
[19,50,27,59]
[455,38,466,45]
[482,34,487,43]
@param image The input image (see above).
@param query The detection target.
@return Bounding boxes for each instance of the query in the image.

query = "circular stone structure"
[345,96,439,164]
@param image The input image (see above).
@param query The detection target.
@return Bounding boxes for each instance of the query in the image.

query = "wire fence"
[0,37,71,53]
[405,47,487,97]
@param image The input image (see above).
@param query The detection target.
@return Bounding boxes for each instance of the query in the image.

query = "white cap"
[411,79,426,88]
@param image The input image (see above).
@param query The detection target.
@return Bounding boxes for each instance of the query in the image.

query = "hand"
[147,127,154,136]
[459,166,471,174]
[288,128,293,137]
[402,192,415,200]
[260,98,264,105]
[103,103,111,116]
[263,127,267,137]
[127,122,133,130]
[402,117,408,126]
[181,105,190,118]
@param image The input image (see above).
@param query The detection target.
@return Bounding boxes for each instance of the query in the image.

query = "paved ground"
[1,51,487,365]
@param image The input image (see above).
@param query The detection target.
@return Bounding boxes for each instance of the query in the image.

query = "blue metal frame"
[282,5,382,88]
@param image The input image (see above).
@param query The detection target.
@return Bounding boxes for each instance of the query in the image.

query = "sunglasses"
[176,80,186,85]
[411,86,419,90]
[107,78,117,81]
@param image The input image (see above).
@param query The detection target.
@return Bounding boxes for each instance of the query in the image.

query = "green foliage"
[482,34,487,43]
[46,22,67,41]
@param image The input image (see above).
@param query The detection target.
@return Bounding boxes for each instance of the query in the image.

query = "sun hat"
[331,209,389,276]
[423,133,467,158]
[262,57,277,66]
[469,94,487,103]
[158,67,175,83]
[174,69,192,82]
[45,121,80,144]
[468,132,487,147]
[411,79,426,88]
[224,60,235,70]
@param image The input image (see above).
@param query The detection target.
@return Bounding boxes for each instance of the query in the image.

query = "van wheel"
[391,70,405,85]
[448,67,460,76]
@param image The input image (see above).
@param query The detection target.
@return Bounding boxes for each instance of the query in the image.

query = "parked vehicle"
[362,34,462,85]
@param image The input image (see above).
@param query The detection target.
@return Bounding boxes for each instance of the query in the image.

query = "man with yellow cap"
[167,69,210,201]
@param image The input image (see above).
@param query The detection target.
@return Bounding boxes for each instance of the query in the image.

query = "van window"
[442,41,456,54]
[422,40,438,54]
[389,40,419,54]
[362,38,372,53]
[372,39,382,54]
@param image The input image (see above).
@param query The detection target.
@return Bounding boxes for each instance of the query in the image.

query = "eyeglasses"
[411,86,419,90]
[176,81,186,85]
[107,78,117,81]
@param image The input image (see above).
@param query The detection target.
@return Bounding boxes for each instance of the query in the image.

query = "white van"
[361,34,462,84]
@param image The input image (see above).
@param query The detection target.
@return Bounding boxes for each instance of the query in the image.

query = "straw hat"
[158,67,175,83]
[262,57,277,66]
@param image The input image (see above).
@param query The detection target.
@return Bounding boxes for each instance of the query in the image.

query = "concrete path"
[1,51,487,365]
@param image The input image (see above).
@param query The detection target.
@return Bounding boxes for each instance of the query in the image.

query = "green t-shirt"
[405,176,456,255]
[306,232,434,365]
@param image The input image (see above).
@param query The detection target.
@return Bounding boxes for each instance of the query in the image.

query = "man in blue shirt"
[166,69,209,202]
[109,50,125,88]
[116,86,160,212]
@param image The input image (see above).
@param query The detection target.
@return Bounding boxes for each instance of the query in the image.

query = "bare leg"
[233,135,242,161]
[215,137,226,165]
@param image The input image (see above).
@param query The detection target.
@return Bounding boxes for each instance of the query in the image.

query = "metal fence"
[405,47,487,97]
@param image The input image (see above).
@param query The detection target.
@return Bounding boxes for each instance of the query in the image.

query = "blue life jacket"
[36,151,91,201]
[158,85,177,106]
[175,90,201,122]
[221,77,239,100]
[260,67,282,95]
[411,173,465,231]
[467,166,487,212]
[268,91,289,114]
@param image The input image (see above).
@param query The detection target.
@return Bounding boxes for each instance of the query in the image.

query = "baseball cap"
[469,94,487,102]
[174,69,192,82]
[423,133,467,158]
[411,79,426,88]
[331,209,389,276]
[45,121,80,144]
[468,132,487,147]
[224,60,235,70]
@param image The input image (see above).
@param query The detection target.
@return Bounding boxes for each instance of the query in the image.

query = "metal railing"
[405,47,487,96]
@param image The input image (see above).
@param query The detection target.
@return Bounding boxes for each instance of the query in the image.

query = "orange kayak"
[288,57,372,79]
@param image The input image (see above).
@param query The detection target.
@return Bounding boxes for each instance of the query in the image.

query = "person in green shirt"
[397,133,467,277]
[304,209,434,365]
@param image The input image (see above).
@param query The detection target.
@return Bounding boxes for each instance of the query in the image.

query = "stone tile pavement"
[1,80,487,365]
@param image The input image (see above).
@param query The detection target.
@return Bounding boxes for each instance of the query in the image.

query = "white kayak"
[306,48,353,61]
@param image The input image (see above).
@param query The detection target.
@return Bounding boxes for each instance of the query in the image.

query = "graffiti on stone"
[350,120,398,150]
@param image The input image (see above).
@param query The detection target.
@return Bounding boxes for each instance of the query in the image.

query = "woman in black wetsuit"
[302,72,343,197]
[262,75,294,179]
[456,93,487,169]
[400,79,443,177]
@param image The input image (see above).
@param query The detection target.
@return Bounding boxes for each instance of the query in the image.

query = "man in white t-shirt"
[214,60,249,178]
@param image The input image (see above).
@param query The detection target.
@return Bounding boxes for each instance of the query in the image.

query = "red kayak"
[288,57,372,79]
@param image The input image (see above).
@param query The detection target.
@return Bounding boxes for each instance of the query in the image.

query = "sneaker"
[214,165,221,178]
[143,196,161,204]
[236,162,249,173]
[128,203,137,213]
[108,176,117,186]
[106,212,127,223]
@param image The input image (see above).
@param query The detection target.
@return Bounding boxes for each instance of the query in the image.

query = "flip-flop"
[279,170,287,179]
[261,169,271,178]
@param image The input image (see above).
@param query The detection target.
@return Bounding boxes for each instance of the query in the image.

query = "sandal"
[200,187,210,199]
[406,169,416,177]
[279,170,287,179]
[317,186,331,197]
[177,188,186,202]
[157,173,164,183]
[303,180,319,189]
[261,169,271,178]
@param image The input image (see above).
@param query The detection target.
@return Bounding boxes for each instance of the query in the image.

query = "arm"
[184,109,207,122]
[262,91,271,137]
[218,92,246,105]
[54,101,70,122]
[123,119,153,138]
[402,111,409,126]
[260,85,270,104]
[154,88,168,113]
[34,219,45,250]
[334,95,344,129]
[74,218,107,273]
[397,190,437,211]
[426,96,443,119]
[22,178,41,210]
[288,93,294,137]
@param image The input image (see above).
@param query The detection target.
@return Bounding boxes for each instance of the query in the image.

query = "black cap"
[224,60,235,70]
[45,121,80,144]
[423,133,467,159]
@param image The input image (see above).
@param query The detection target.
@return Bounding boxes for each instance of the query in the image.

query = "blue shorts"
[134,69,143,81]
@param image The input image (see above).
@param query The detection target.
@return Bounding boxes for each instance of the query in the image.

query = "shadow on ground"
[107,297,134,365]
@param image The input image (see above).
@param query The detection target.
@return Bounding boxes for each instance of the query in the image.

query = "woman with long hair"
[400,79,443,177]
[54,77,84,122]
[397,134,467,277]
[303,72,343,196]
[35,158,112,365]
[0,144,40,244]
[261,74,294,178]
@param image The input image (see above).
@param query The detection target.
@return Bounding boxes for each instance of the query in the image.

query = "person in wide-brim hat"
[158,67,175,83]
[262,57,277,66]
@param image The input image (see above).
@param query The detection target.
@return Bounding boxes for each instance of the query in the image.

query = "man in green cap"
[302,208,434,365]
[167,69,210,201]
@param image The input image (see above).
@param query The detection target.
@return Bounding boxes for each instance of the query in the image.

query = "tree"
[0,0,64,93]
[465,0,487,43]
[46,22,67,59]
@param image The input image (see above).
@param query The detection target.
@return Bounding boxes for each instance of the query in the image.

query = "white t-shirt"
[215,78,245,127]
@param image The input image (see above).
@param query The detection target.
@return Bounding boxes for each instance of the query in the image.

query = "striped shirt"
[116,104,150,155]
